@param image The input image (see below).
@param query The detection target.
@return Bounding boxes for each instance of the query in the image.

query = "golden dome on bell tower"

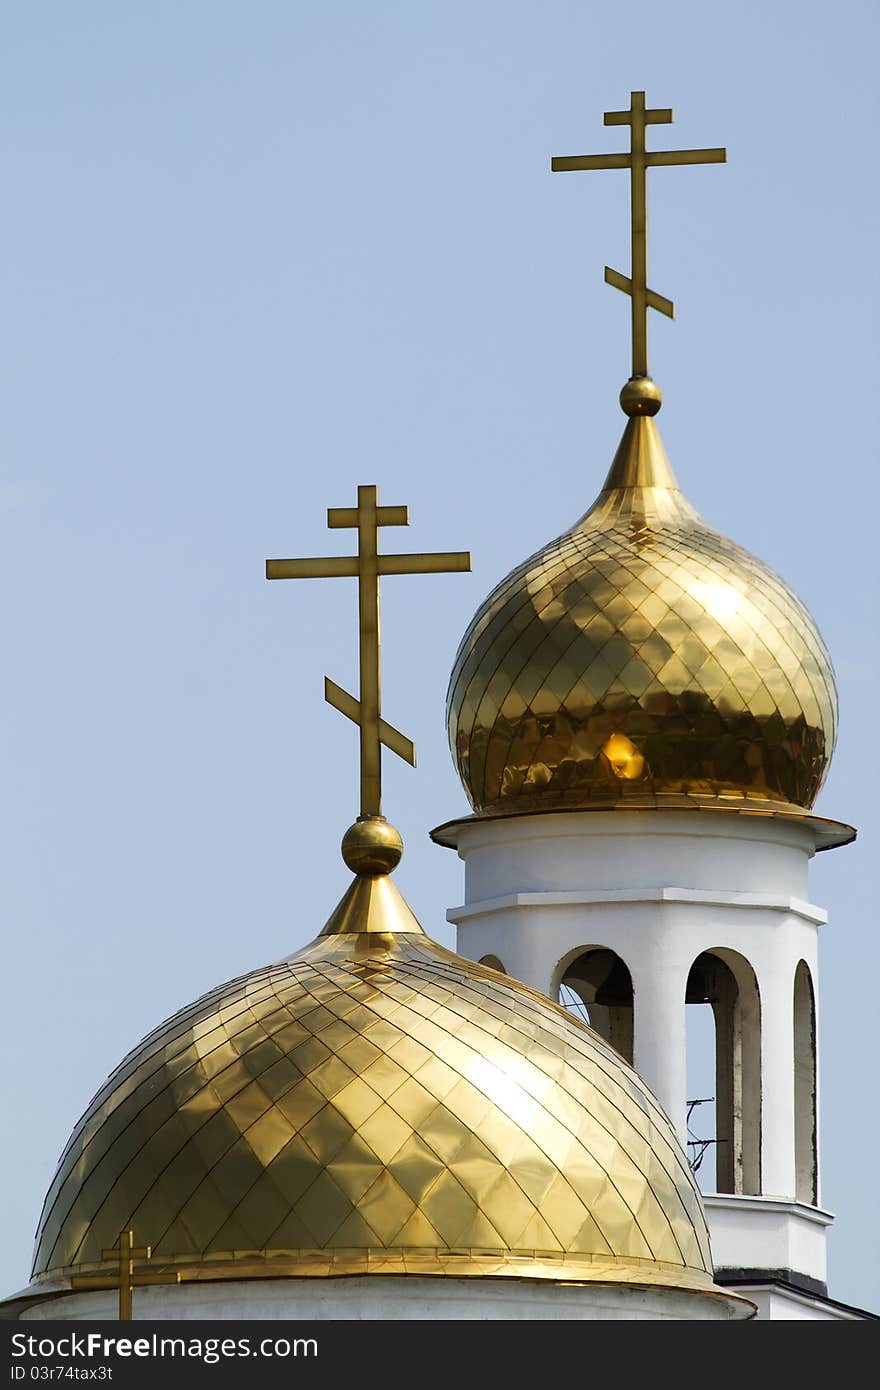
[446,96,838,821]
[447,384,837,816]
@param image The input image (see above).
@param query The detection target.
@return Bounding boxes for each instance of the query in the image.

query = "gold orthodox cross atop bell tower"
[552,91,725,395]
[267,485,470,863]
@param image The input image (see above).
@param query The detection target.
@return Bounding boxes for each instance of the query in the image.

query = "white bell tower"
[432,803,854,1313]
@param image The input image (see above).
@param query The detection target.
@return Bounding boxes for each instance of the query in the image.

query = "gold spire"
[317,872,425,937]
[600,412,680,493]
[552,90,725,393]
[267,483,470,876]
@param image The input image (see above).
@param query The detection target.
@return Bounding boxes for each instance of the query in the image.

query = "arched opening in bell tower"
[554,947,634,1065]
[686,948,762,1196]
[794,959,818,1205]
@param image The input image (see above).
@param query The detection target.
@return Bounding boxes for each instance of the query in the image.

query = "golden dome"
[28,858,721,1298]
[447,407,837,815]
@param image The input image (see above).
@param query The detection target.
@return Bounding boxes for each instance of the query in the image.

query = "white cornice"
[703,1194,835,1225]
[448,887,828,926]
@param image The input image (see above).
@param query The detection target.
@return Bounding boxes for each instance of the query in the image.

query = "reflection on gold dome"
[447,411,837,815]
[603,733,646,781]
[27,870,720,1297]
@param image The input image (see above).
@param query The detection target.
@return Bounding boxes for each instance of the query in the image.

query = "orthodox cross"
[267,484,470,819]
[70,1229,180,1320]
[552,91,725,379]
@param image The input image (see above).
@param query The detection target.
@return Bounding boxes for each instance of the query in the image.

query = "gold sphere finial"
[341,816,403,876]
[620,376,662,416]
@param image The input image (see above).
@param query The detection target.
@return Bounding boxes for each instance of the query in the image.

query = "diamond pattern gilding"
[30,926,716,1292]
[448,418,836,812]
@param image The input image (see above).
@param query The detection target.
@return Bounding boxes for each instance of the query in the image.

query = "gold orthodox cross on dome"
[267,484,470,819]
[552,91,726,379]
[69,1229,180,1320]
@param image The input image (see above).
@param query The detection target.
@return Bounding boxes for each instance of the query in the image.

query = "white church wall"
[703,1195,831,1286]
[448,809,834,1290]
[736,1286,857,1321]
[452,811,815,902]
[19,1278,749,1322]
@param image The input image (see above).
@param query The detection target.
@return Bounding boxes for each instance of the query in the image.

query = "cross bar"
[71,1272,180,1288]
[328,504,409,529]
[102,1245,149,1261]
[379,552,470,576]
[605,104,672,126]
[551,146,725,175]
[325,677,415,765]
[551,153,629,172]
[647,148,726,167]
[605,266,674,318]
[265,550,470,583]
[267,556,358,579]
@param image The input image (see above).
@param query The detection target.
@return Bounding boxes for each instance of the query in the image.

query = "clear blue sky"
[1,1,877,1311]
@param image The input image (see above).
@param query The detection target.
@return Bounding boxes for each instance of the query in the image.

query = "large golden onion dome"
[25,823,725,1302]
[447,390,837,817]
